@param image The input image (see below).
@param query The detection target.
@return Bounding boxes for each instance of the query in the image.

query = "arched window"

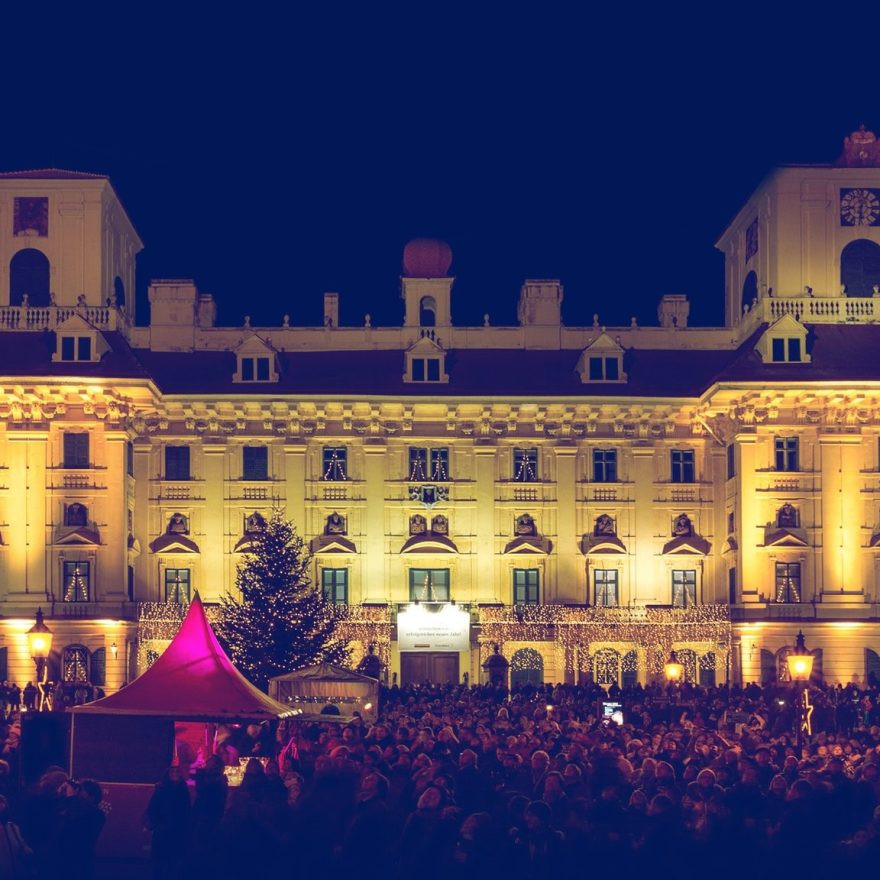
[622,650,638,688]
[10,248,50,306]
[841,239,880,297]
[866,648,880,686]
[114,276,125,308]
[678,649,698,683]
[593,648,620,686]
[419,296,437,327]
[510,648,544,687]
[699,652,716,687]
[91,647,106,687]
[760,648,776,685]
[62,645,90,683]
[741,270,758,314]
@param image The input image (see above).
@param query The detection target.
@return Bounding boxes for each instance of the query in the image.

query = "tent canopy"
[72,593,293,721]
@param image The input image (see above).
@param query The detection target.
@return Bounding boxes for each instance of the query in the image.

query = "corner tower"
[401,238,454,328]
[717,126,880,328]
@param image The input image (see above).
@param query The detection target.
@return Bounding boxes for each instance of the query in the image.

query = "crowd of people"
[2,677,880,878]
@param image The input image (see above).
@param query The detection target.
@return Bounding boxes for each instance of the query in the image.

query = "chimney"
[324,292,339,328]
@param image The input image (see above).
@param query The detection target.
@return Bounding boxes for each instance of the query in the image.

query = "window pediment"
[55,526,101,546]
[662,535,710,555]
[764,527,808,547]
[504,535,552,554]
[149,533,200,554]
[581,534,627,554]
[400,532,458,553]
[309,534,358,554]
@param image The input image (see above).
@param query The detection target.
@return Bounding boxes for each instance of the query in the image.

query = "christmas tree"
[217,510,350,690]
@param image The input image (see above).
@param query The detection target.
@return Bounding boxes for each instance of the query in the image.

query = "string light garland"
[478,603,731,678]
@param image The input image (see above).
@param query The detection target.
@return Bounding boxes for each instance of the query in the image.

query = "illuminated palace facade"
[3,129,880,692]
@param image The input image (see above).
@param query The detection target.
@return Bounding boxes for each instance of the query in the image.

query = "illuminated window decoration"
[594,569,619,607]
[62,561,90,602]
[409,447,449,482]
[622,650,638,688]
[63,645,89,682]
[775,561,801,603]
[164,568,191,603]
[677,648,698,683]
[672,570,697,607]
[593,648,621,685]
[510,648,544,687]
[409,568,450,601]
[513,448,538,483]
[322,446,347,481]
[699,651,717,687]
[479,604,731,681]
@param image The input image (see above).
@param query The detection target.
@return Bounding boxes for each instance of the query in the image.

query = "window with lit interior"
[165,568,191,603]
[775,561,801,603]
[62,561,90,602]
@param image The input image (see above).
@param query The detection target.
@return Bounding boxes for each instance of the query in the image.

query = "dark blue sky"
[3,8,878,330]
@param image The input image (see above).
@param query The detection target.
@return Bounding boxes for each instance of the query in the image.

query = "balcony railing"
[0,303,124,331]
[755,294,878,324]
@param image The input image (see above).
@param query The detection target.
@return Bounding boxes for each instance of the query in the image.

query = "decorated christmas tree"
[217,510,350,690]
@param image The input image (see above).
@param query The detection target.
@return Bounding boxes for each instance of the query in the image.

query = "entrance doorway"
[400,652,460,685]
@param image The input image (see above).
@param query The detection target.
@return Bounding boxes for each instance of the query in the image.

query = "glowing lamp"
[26,608,53,661]
[664,649,684,682]
[786,631,814,682]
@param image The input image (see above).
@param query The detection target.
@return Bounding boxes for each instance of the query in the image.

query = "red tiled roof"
[0,168,108,180]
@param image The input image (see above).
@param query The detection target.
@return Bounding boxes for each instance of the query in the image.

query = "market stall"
[269,663,379,722]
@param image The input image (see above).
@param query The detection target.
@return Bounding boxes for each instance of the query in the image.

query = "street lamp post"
[786,630,814,750]
[664,649,684,685]
[26,608,53,712]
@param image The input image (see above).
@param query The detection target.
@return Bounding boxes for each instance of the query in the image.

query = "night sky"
[4,9,879,331]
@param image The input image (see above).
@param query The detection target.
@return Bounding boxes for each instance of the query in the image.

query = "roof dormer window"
[577,332,626,384]
[233,334,278,383]
[404,332,449,384]
[756,315,810,365]
[241,356,271,381]
[60,335,92,362]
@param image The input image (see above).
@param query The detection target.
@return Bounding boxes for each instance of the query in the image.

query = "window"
[411,357,441,382]
[241,356,271,382]
[513,448,538,482]
[727,511,735,534]
[513,569,540,605]
[126,441,134,477]
[728,567,737,604]
[62,561,90,602]
[774,437,799,471]
[243,446,269,481]
[409,568,450,601]
[592,449,617,482]
[127,565,135,602]
[59,335,93,362]
[62,646,89,683]
[165,568,191,603]
[588,356,620,381]
[726,444,735,479]
[594,569,619,607]
[670,449,695,483]
[775,562,801,603]
[671,570,696,607]
[63,432,89,469]
[770,337,803,363]
[409,447,449,482]
[321,568,348,604]
[91,648,106,687]
[322,446,347,481]
[165,446,191,480]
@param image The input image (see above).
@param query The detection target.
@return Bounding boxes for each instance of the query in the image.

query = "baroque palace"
[2,128,880,693]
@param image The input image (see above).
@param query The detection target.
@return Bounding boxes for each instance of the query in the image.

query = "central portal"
[400,651,460,685]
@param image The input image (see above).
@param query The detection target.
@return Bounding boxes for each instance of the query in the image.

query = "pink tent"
[72,592,293,721]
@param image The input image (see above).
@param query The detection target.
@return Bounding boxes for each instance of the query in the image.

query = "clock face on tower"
[840,188,880,226]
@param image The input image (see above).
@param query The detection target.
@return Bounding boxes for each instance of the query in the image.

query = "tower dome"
[403,239,453,278]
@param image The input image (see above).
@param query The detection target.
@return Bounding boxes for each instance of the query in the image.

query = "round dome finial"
[403,239,453,278]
